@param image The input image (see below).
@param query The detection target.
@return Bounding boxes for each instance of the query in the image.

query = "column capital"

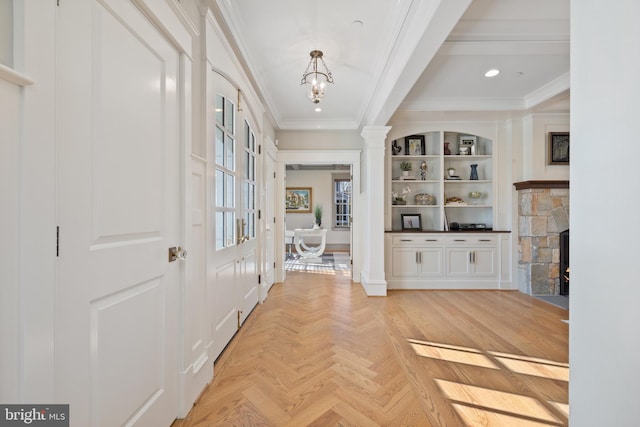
[361,126,391,148]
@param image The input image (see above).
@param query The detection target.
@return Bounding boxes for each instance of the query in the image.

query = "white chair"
[294,228,327,261]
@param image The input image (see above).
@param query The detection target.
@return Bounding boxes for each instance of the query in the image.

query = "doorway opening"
[284,164,352,275]
[275,150,361,284]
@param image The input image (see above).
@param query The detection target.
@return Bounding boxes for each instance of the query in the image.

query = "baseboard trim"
[361,272,387,296]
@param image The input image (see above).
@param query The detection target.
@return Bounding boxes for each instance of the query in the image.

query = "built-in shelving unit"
[385,131,510,290]
[387,131,495,231]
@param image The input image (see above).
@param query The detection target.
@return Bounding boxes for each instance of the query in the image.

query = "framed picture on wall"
[548,132,570,165]
[286,187,312,213]
[405,135,425,156]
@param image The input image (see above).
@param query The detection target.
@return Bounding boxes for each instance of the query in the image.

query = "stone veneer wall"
[515,182,569,295]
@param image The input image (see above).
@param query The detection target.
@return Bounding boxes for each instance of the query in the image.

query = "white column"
[360,126,390,296]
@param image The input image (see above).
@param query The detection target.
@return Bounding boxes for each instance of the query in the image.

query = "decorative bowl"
[414,193,436,205]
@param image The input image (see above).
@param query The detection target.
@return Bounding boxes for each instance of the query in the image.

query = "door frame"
[275,150,361,283]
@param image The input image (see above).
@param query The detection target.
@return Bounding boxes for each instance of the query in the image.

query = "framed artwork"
[286,187,312,213]
[548,132,570,165]
[401,214,422,231]
[405,135,425,156]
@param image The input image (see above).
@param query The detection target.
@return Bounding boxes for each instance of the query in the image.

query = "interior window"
[333,177,351,228]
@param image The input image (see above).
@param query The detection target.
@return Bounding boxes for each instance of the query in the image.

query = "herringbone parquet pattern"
[174,271,568,426]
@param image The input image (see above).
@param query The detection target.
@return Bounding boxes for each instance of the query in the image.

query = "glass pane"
[215,94,224,124]
[250,183,255,209]
[243,181,250,210]
[215,211,224,249]
[215,169,224,207]
[215,127,224,166]
[251,133,255,152]
[225,98,234,132]
[225,135,234,171]
[244,212,255,238]
[249,155,255,181]
[225,174,234,207]
[244,122,250,149]
[225,212,235,247]
[245,151,250,180]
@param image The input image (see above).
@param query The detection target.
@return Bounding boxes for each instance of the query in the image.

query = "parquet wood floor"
[173,270,568,426]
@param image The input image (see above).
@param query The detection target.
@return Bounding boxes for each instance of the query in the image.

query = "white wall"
[284,169,351,247]
[276,129,362,150]
[520,112,570,181]
[570,1,640,425]
[0,1,57,403]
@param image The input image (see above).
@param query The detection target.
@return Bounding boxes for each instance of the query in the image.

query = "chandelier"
[300,50,334,104]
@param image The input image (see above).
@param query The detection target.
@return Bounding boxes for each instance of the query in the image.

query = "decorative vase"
[469,164,479,180]
[444,142,451,155]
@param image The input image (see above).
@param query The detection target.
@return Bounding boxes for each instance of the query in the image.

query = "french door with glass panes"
[210,88,259,361]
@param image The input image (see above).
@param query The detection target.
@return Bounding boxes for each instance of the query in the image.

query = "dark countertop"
[386,230,511,233]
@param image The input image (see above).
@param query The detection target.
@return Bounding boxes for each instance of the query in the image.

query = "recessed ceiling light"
[352,20,363,27]
[485,68,501,78]
[315,107,322,112]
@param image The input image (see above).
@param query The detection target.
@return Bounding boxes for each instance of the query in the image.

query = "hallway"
[173,273,568,426]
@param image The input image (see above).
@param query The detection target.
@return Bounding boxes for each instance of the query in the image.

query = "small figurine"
[420,161,427,180]
[392,140,402,155]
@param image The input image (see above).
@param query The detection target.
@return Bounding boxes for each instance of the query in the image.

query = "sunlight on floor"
[409,339,569,425]
[436,379,563,426]
[488,351,569,382]
[408,339,500,370]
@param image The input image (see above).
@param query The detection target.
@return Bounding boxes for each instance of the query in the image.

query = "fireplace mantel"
[513,180,569,191]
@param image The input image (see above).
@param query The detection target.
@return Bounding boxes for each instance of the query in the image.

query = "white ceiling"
[212,0,569,130]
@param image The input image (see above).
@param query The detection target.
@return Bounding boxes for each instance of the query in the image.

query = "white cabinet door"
[391,247,419,277]
[417,249,443,276]
[471,247,497,277]
[446,248,472,276]
[446,247,497,277]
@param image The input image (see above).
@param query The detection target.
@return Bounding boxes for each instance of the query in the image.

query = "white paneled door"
[56,1,181,426]
[208,72,259,361]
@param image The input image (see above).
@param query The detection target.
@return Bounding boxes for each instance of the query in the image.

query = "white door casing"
[262,139,277,295]
[56,1,182,425]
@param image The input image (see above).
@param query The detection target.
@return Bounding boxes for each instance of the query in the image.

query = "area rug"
[285,253,351,273]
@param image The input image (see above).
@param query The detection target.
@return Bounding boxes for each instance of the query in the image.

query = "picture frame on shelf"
[401,214,422,231]
[548,132,570,165]
[286,187,312,213]
[405,135,425,156]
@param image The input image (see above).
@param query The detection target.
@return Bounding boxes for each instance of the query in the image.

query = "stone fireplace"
[514,181,569,295]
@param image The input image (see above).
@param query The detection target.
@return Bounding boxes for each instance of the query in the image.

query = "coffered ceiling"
[211,0,569,130]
